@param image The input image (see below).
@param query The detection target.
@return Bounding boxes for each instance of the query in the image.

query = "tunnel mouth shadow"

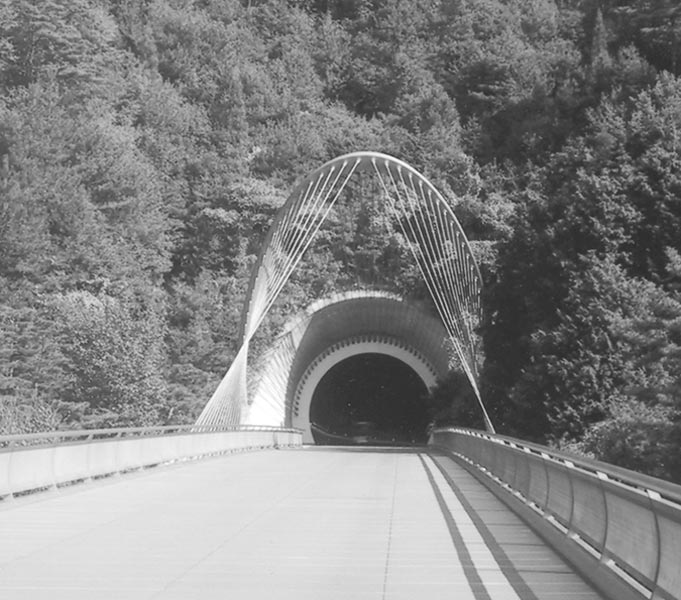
[309,353,429,447]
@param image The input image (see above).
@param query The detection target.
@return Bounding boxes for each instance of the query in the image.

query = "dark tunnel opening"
[309,353,430,446]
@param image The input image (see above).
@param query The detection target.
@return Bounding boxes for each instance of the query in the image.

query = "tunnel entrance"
[309,353,429,446]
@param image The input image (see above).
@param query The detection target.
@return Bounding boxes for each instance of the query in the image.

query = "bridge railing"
[0,425,302,500]
[431,427,681,600]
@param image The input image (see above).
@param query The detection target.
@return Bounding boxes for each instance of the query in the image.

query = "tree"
[612,1,681,75]
[426,370,486,430]
[55,291,167,428]
[0,0,123,94]
[0,292,65,433]
[571,251,681,482]
[481,68,681,438]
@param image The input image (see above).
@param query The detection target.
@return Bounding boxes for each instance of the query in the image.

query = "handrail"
[0,424,300,448]
[430,427,681,600]
[484,430,681,505]
[0,425,303,500]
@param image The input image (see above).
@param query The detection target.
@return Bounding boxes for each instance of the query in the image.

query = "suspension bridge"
[1,153,680,600]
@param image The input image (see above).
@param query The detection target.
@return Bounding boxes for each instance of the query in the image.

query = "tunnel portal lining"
[244,293,451,432]
[292,335,437,443]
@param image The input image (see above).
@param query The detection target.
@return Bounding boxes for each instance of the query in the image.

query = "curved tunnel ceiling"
[244,291,451,442]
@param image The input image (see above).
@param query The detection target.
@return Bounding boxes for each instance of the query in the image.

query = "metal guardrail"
[431,427,681,600]
[0,425,302,499]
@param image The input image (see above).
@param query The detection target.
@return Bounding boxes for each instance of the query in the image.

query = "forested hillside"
[1,0,680,482]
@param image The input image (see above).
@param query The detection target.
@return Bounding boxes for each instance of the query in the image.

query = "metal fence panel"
[570,469,607,549]
[603,485,659,586]
[0,426,302,499]
[656,508,681,599]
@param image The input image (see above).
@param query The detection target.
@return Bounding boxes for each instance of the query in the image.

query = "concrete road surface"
[0,447,604,600]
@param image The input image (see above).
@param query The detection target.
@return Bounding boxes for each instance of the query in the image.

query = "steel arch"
[196,151,493,432]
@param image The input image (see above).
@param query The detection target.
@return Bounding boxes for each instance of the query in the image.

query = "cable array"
[195,152,494,432]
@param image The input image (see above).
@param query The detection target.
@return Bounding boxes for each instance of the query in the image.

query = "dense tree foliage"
[1,0,680,481]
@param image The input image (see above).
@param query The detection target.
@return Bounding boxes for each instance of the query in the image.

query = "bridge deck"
[0,448,603,600]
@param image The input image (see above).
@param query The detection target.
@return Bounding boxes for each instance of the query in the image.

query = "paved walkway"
[0,447,603,599]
